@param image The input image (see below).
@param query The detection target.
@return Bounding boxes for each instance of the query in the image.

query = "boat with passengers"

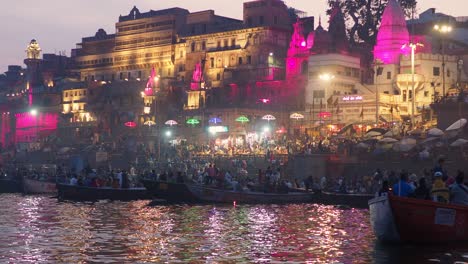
[369,194,468,242]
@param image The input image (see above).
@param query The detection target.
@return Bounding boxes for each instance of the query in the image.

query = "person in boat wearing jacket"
[431,172,449,203]
[449,171,468,206]
[393,172,414,197]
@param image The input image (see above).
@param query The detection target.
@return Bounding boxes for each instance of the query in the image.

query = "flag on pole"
[390,105,393,113]
[327,95,333,105]
[320,99,323,110]
[359,107,364,118]
[333,98,339,107]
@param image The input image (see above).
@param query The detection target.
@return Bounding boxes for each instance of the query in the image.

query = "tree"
[327,0,417,46]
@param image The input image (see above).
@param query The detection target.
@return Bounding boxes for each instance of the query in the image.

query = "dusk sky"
[1,0,465,73]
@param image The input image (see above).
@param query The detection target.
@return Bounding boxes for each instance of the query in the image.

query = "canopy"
[290,113,304,120]
[235,116,249,123]
[262,114,276,122]
[143,120,156,126]
[427,128,444,137]
[209,117,222,124]
[165,120,178,126]
[450,138,468,147]
[186,118,200,125]
[446,118,467,131]
[366,131,382,137]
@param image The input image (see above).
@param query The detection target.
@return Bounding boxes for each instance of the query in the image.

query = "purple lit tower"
[373,0,409,94]
[373,0,409,65]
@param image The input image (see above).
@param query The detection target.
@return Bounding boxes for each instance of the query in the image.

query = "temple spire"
[373,0,410,64]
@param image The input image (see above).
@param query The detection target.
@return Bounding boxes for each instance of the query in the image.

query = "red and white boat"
[369,194,468,243]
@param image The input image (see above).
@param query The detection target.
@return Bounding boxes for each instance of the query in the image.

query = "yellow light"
[319,73,335,81]
[140,91,145,98]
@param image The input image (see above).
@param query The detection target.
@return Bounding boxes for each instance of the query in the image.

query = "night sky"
[1,0,464,73]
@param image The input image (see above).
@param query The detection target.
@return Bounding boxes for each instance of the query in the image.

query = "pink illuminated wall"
[286,20,311,79]
[15,112,58,143]
[373,0,409,64]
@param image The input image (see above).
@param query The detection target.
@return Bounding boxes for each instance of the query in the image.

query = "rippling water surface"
[1,194,467,263]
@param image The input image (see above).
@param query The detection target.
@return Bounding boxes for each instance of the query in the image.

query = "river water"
[0,194,467,263]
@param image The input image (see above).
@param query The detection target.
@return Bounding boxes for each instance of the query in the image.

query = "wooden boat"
[0,178,21,193]
[57,183,151,201]
[142,179,313,204]
[369,194,468,243]
[311,191,374,208]
[23,178,57,194]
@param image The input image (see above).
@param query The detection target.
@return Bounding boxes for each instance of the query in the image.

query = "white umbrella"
[262,114,276,122]
[290,113,304,120]
[393,138,417,152]
[165,120,178,126]
[446,118,467,131]
[427,128,444,137]
[366,131,382,137]
[144,120,156,126]
[450,138,468,147]
[379,137,398,143]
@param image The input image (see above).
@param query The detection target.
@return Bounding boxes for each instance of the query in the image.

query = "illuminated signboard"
[342,95,363,101]
[207,126,229,134]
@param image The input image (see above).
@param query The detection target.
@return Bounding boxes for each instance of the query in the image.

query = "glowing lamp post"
[433,24,453,99]
[402,42,423,128]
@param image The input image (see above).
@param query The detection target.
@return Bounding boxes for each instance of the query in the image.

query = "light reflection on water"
[0,194,467,263]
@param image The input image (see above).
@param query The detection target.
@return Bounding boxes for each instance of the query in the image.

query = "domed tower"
[24,39,43,106]
[373,0,409,65]
[310,17,331,54]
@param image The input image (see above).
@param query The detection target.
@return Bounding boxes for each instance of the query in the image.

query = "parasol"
[235,116,249,123]
[262,114,276,122]
[165,120,178,126]
[290,113,304,120]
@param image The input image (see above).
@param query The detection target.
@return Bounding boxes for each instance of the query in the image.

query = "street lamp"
[319,73,335,126]
[402,42,423,128]
[433,23,453,99]
[30,109,38,116]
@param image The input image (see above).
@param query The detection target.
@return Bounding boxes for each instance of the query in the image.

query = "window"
[259,16,264,25]
[217,41,221,48]
[447,69,451,77]
[168,68,171,76]
[65,92,68,97]
[217,73,221,81]
[210,58,214,68]
[403,90,407,102]
[191,42,196,52]
[424,91,429,97]
[179,65,184,72]
[386,71,391,80]
[224,39,228,47]
[180,51,183,58]
[247,55,252,64]
[138,71,142,78]
[313,90,325,98]
[238,57,243,65]
[119,72,123,80]
[409,90,413,100]
[231,38,236,47]
[201,41,206,51]
[127,72,131,79]
[433,67,440,76]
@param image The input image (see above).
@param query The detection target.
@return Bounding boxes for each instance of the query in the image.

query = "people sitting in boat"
[90,177,100,188]
[69,175,78,185]
[449,171,468,206]
[408,173,418,190]
[377,180,389,197]
[305,175,314,191]
[431,172,449,203]
[413,178,430,200]
[121,171,129,188]
[393,172,414,197]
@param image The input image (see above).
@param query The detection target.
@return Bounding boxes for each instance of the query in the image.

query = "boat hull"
[23,179,57,194]
[368,195,400,242]
[390,195,468,243]
[57,184,150,201]
[0,179,21,193]
[143,180,313,204]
